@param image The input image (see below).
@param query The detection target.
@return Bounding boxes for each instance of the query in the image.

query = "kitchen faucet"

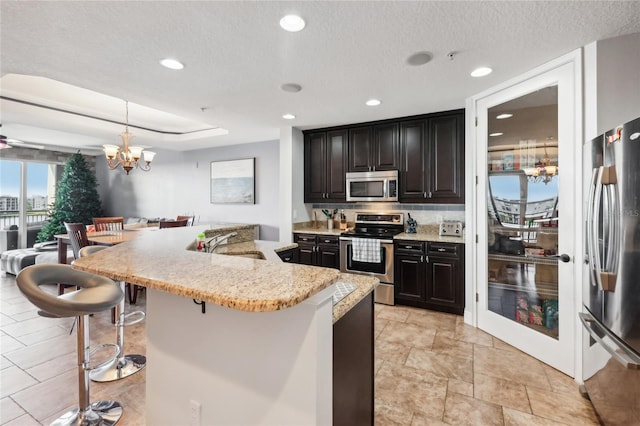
[204,232,238,253]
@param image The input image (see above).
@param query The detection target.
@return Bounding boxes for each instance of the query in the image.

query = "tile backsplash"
[309,203,465,227]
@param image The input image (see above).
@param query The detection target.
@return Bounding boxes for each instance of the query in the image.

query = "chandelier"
[103,101,156,175]
[524,145,558,185]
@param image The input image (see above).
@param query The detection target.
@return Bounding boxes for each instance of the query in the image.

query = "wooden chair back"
[159,219,189,229]
[176,215,195,226]
[64,222,90,259]
[93,216,124,232]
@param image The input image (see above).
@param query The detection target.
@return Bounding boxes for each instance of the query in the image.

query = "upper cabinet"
[304,130,348,203]
[399,111,465,203]
[304,109,464,204]
[348,123,400,172]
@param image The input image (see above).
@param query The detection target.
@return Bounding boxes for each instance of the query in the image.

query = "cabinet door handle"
[428,191,432,198]
[324,239,331,243]
[423,192,427,198]
[283,257,291,261]
[437,248,446,252]
[405,245,413,249]
[420,256,424,263]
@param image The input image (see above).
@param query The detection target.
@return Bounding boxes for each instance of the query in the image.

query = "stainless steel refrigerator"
[580,116,640,425]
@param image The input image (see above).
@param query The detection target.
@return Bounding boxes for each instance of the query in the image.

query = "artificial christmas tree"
[37,153,104,242]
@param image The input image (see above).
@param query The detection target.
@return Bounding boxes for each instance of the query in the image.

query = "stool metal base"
[90,354,146,382]
[51,400,123,426]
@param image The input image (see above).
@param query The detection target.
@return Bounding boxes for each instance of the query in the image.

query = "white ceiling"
[1,1,640,153]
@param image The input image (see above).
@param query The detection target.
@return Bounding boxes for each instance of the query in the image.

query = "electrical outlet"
[189,399,201,426]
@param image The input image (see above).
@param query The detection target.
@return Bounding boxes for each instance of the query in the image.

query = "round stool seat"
[79,245,108,257]
[17,264,123,318]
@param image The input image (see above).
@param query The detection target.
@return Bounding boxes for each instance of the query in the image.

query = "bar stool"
[78,246,147,382]
[16,264,124,426]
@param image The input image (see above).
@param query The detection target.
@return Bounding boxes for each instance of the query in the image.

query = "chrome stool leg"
[53,314,123,426]
[90,281,146,382]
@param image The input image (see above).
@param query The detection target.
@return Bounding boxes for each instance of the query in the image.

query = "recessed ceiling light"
[160,58,184,70]
[471,67,492,77]
[489,132,503,137]
[279,15,305,32]
[406,51,432,66]
[281,83,302,93]
[282,114,296,120]
[496,113,513,119]
[366,99,381,106]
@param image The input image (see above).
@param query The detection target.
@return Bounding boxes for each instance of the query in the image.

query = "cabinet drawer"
[428,243,460,257]
[295,234,317,243]
[317,235,339,246]
[395,240,425,253]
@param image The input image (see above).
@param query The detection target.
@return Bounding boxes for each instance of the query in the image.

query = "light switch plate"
[439,221,463,237]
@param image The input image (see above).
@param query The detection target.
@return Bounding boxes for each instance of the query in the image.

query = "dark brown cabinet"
[394,241,426,302]
[277,248,298,263]
[304,109,463,204]
[304,130,347,203]
[399,111,465,203]
[293,233,340,269]
[348,123,399,172]
[333,292,374,425]
[395,240,464,315]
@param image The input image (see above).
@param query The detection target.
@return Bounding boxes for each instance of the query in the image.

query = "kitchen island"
[71,224,377,425]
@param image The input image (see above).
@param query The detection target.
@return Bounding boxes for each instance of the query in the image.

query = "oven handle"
[579,312,640,369]
[339,236,394,244]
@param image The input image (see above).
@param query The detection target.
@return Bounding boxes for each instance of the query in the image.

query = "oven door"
[339,237,394,305]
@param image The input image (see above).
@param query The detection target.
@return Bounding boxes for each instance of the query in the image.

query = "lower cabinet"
[293,233,340,269]
[333,292,374,425]
[276,248,298,263]
[394,240,464,315]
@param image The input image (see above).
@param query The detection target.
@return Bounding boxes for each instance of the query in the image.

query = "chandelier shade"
[523,144,557,184]
[103,101,156,175]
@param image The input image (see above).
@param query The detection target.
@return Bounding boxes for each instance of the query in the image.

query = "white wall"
[588,32,640,137]
[278,127,308,242]
[97,140,281,240]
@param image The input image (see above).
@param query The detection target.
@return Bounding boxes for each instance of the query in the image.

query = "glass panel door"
[487,87,560,340]
[475,56,578,376]
[0,159,55,249]
[0,160,22,246]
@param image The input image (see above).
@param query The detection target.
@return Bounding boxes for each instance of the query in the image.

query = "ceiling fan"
[0,125,45,150]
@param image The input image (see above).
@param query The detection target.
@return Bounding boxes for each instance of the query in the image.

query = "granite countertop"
[395,230,465,244]
[210,240,377,322]
[72,224,377,316]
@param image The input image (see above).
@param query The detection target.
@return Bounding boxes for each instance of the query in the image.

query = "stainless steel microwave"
[346,170,398,202]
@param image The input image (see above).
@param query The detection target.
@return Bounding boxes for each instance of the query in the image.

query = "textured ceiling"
[1,1,640,153]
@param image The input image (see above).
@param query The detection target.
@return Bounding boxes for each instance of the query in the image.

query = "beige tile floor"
[1,272,599,425]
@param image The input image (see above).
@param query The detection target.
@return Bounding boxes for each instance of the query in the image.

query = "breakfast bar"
[71,224,377,425]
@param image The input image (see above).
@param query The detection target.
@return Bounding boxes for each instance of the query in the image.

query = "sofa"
[0,223,46,253]
[0,222,51,275]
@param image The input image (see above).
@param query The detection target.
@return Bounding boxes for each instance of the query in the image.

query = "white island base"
[145,284,336,426]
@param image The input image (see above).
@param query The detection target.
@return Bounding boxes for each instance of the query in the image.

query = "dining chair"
[176,215,195,226]
[93,216,124,232]
[62,222,91,295]
[159,218,189,229]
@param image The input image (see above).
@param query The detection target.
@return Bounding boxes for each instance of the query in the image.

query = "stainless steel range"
[339,212,404,305]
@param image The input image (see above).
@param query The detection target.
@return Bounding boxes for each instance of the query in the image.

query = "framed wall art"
[210,158,255,204]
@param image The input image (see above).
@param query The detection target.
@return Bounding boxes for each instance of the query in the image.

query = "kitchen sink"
[222,251,266,260]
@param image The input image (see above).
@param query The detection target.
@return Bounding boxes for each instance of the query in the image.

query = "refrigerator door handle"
[579,312,640,369]
[591,167,605,291]
[586,168,597,275]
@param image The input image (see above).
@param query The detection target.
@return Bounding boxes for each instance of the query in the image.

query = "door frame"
[464,49,583,378]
